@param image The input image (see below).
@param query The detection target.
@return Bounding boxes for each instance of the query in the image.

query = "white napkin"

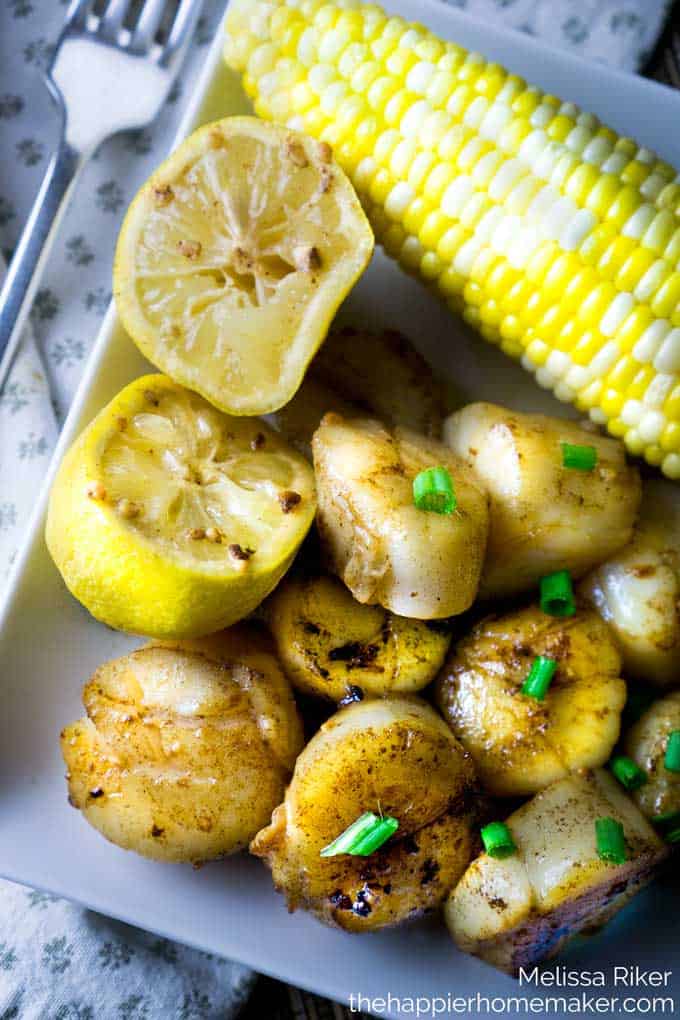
[0,258,58,578]
[445,0,672,71]
[0,879,254,1020]
[0,0,673,1017]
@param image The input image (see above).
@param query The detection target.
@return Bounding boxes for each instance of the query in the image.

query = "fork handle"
[0,137,82,391]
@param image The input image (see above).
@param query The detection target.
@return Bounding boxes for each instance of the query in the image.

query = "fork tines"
[66,0,195,57]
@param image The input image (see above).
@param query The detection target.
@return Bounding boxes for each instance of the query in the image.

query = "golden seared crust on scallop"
[436,606,626,797]
[312,327,447,438]
[266,573,451,702]
[624,691,680,820]
[312,416,489,619]
[580,480,680,689]
[251,697,478,931]
[443,402,641,600]
[61,629,304,863]
[445,770,668,974]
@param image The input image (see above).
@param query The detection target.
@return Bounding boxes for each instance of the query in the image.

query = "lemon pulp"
[46,375,316,638]
[114,117,373,415]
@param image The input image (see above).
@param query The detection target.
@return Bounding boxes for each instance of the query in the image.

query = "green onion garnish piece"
[521,655,557,701]
[320,811,399,858]
[539,570,576,617]
[561,442,598,471]
[666,826,680,844]
[664,730,680,773]
[596,817,627,865]
[610,755,647,791]
[413,466,456,514]
[652,810,680,829]
[481,821,516,859]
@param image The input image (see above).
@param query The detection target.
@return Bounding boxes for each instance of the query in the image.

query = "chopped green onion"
[596,817,627,865]
[481,821,516,859]
[320,811,399,857]
[561,442,598,471]
[664,730,680,773]
[521,655,557,701]
[539,570,576,617]
[652,811,680,846]
[413,466,456,514]
[652,810,680,829]
[609,755,647,791]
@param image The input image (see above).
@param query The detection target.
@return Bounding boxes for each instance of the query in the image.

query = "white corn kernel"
[400,99,430,136]
[600,293,634,336]
[385,181,415,219]
[644,374,675,408]
[488,159,524,202]
[583,136,613,165]
[662,454,680,479]
[638,410,665,443]
[621,399,644,426]
[640,173,666,201]
[622,204,656,240]
[654,328,680,373]
[479,102,511,142]
[633,320,671,363]
[406,61,436,94]
[442,175,475,218]
[560,208,596,251]
[635,260,669,302]
[590,342,619,375]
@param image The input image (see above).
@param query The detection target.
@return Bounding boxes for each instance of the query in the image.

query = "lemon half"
[113,117,373,415]
[46,375,316,638]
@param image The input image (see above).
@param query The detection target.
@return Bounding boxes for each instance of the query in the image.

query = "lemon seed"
[178,239,202,259]
[117,498,140,519]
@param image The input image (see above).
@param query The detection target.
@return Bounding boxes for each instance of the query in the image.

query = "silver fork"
[0,0,204,392]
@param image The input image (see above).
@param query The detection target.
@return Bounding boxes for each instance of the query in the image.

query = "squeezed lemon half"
[113,117,373,415]
[45,375,316,638]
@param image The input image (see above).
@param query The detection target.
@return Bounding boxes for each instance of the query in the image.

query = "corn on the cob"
[224,0,680,478]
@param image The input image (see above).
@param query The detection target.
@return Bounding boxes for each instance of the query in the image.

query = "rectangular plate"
[2,2,680,1014]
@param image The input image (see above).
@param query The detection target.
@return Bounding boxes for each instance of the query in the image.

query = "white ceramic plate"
[2,2,680,1015]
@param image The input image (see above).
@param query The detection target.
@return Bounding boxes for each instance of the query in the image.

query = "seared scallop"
[446,769,668,974]
[61,627,304,863]
[266,573,452,702]
[312,326,447,437]
[444,402,641,600]
[266,377,359,460]
[624,691,680,821]
[580,480,680,688]
[251,697,478,931]
[312,415,489,619]
[267,326,447,458]
[436,606,626,796]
